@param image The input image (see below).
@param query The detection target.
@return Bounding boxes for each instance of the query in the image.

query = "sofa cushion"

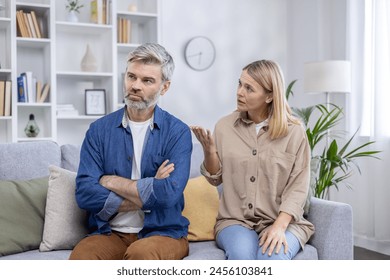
[0,177,49,256]
[39,165,88,252]
[182,176,219,241]
[60,144,80,172]
[0,141,61,181]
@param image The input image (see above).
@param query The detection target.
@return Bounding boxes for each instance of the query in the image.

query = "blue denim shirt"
[75,105,192,239]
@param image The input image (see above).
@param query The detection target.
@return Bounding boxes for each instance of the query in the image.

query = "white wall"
[159,0,288,131]
[159,0,390,254]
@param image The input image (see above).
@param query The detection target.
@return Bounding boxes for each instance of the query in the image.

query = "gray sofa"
[0,140,353,260]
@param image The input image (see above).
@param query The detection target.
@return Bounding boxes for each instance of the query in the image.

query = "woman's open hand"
[190,126,217,154]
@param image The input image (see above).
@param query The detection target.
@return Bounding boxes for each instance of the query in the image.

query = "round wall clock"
[184,36,216,71]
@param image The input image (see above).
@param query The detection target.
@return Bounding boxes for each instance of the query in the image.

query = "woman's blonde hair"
[243,60,299,139]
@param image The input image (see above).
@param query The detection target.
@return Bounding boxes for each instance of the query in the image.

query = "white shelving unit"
[0,0,160,145]
[0,0,14,143]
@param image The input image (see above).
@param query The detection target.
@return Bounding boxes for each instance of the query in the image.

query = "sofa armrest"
[306,197,353,260]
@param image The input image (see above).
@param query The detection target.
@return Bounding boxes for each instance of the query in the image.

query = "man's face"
[124,61,170,110]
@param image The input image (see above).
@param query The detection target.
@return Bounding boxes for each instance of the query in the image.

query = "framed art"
[85,89,106,115]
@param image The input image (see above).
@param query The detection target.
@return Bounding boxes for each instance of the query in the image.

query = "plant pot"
[67,10,79,22]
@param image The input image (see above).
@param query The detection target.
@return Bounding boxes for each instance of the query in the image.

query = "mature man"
[69,43,192,260]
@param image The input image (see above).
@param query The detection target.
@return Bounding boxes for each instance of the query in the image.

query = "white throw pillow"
[39,165,88,251]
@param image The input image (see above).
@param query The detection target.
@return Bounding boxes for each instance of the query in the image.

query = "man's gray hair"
[127,43,175,81]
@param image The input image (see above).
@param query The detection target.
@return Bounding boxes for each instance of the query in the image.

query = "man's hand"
[155,159,174,179]
[99,175,142,208]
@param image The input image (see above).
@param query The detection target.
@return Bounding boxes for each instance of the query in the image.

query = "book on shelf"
[26,13,37,38]
[91,0,103,24]
[16,10,28,37]
[117,17,131,44]
[4,80,11,116]
[31,11,42,38]
[0,80,10,117]
[91,0,112,24]
[36,80,42,102]
[0,80,4,116]
[22,12,32,37]
[57,104,79,117]
[17,72,50,103]
[16,10,43,38]
[17,75,26,102]
[20,72,34,103]
[38,83,50,103]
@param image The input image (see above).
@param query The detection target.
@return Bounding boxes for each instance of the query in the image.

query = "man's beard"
[124,89,161,110]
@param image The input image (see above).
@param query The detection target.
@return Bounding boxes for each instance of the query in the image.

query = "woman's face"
[236,70,272,115]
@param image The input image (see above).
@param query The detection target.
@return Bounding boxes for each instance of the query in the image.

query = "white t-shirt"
[110,117,151,233]
[256,119,269,134]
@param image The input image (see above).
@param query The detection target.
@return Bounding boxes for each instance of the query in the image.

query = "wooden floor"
[354,246,390,260]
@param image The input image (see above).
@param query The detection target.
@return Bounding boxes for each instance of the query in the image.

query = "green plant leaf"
[287,79,382,199]
[285,79,298,100]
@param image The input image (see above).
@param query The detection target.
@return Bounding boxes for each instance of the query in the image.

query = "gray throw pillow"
[39,165,88,252]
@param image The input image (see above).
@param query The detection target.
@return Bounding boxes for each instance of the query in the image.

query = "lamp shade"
[304,60,351,93]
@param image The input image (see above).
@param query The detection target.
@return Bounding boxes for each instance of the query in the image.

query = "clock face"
[184,36,216,71]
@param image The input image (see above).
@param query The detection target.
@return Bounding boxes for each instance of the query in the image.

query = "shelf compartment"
[16,2,51,39]
[56,75,113,117]
[17,105,53,139]
[56,31,113,73]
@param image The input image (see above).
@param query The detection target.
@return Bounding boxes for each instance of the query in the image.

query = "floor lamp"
[304,60,352,147]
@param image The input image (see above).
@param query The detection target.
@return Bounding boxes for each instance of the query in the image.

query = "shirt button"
[127,156,131,161]
[250,176,256,182]
[248,203,253,209]
[252,149,257,156]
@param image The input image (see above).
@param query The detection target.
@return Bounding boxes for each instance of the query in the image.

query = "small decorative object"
[128,4,137,12]
[85,89,106,115]
[184,36,216,71]
[65,0,84,22]
[24,114,40,137]
[80,44,98,72]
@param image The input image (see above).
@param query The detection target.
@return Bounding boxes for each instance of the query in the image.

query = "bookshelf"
[0,0,160,145]
[0,1,13,143]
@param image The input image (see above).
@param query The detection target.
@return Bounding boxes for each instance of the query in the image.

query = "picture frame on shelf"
[85,89,106,115]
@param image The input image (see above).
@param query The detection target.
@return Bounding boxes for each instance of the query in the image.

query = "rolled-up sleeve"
[96,191,123,221]
[200,162,222,186]
[136,177,154,206]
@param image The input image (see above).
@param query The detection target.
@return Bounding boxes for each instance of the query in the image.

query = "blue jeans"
[216,225,301,260]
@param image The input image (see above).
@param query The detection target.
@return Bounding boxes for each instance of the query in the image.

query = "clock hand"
[187,52,202,58]
[198,52,203,65]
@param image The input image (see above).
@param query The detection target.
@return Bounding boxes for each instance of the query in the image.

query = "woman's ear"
[266,98,273,103]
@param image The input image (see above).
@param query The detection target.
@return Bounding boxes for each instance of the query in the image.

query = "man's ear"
[160,81,171,96]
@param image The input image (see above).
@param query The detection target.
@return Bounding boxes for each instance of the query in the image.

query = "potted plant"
[65,0,84,22]
[286,80,381,201]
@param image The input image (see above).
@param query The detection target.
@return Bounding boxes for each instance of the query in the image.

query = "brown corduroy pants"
[69,231,189,260]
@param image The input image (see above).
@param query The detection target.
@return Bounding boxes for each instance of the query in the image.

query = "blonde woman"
[191,60,314,260]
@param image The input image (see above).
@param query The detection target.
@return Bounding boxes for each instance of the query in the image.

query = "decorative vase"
[66,10,79,22]
[80,44,98,72]
[24,114,40,137]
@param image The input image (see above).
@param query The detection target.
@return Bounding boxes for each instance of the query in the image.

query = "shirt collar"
[234,111,270,127]
[121,105,163,131]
